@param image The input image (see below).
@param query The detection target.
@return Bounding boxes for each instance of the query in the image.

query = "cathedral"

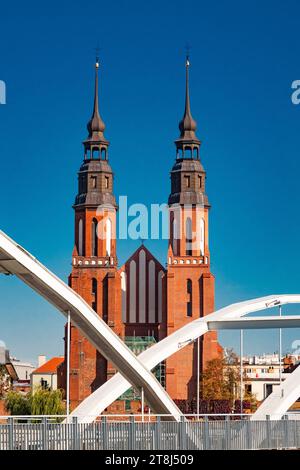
[58,57,222,413]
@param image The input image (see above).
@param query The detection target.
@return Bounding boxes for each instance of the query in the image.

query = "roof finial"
[178,46,198,140]
[86,53,106,139]
[185,43,191,67]
[95,46,100,69]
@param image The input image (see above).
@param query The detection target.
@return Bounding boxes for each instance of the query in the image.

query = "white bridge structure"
[1,229,300,423]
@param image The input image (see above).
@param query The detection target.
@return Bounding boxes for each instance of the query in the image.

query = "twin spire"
[84,54,200,159]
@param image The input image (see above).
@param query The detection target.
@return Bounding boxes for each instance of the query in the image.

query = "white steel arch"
[251,364,300,420]
[72,294,300,423]
[0,230,182,421]
[1,229,300,423]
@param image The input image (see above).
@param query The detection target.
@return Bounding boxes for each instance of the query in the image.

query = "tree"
[5,388,65,416]
[0,365,11,398]
[30,388,65,415]
[200,349,257,411]
[5,391,31,415]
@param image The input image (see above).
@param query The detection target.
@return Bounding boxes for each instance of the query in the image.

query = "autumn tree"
[201,349,257,410]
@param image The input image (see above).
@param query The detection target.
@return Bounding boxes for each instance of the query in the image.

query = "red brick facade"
[59,58,222,412]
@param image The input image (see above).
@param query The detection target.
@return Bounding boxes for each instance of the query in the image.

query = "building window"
[105,176,109,189]
[102,276,108,323]
[184,175,191,188]
[172,218,178,255]
[198,175,202,188]
[40,378,49,390]
[78,219,83,256]
[92,278,97,312]
[92,218,98,257]
[187,279,192,316]
[177,148,183,159]
[186,217,193,256]
[265,384,273,398]
[199,218,205,256]
[184,147,192,159]
[91,176,97,189]
[92,148,100,159]
[106,218,112,256]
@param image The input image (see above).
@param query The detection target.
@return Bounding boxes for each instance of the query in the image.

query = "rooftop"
[32,357,64,375]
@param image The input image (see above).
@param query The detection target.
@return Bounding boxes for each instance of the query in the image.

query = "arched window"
[106,218,112,256]
[184,147,192,159]
[92,218,98,257]
[101,148,107,160]
[193,147,199,159]
[78,219,83,256]
[92,278,97,312]
[172,218,178,255]
[186,217,193,256]
[199,218,205,256]
[187,279,192,317]
[92,148,100,159]
[177,148,183,159]
[102,277,108,322]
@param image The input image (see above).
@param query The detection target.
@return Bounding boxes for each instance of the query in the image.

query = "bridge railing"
[0,414,300,450]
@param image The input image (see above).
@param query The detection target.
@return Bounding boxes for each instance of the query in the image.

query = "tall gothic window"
[106,218,112,257]
[92,218,98,257]
[172,218,178,256]
[78,219,83,256]
[186,217,193,256]
[92,278,97,312]
[187,279,192,317]
[102,276,108,323]
[199,218,205,256]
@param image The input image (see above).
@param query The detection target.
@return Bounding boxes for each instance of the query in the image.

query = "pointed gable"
[119,245,166,325]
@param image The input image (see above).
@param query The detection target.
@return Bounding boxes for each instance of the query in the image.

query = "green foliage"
[30,388,65,416]
[5,391,31,415]
[5,388,65,416]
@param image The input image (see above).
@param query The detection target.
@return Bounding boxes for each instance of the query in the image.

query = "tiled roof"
[33,357,64,375]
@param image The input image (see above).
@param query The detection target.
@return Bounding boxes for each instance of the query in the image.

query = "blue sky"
[1,0,300,364]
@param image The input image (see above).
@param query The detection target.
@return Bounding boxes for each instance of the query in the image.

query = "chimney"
[38,355,46,367]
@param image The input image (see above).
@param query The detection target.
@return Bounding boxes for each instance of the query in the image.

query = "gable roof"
[119,244,166,272]
[32,357,64,375]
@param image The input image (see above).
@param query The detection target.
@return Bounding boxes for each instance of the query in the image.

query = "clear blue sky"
[1,0,300,364]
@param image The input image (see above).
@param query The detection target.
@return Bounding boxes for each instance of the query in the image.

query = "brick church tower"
[59,56,222,412]
[66,59,123,408]
[165,56,221,401]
